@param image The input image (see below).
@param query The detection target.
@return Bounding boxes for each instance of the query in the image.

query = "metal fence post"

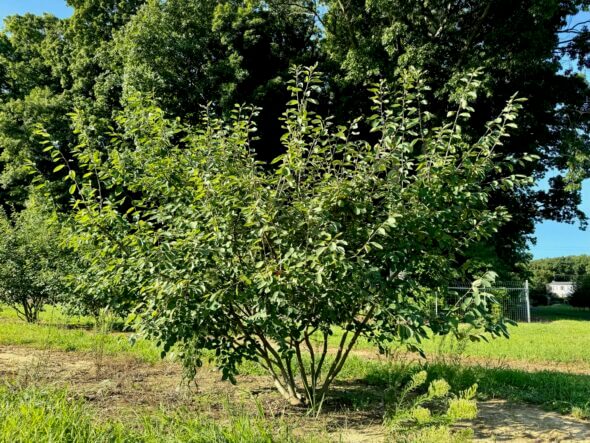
[435,295,438,316]
[524,280,531,323]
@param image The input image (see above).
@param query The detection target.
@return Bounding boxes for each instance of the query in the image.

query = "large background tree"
[320,0,590,276]
[111,0,320,159]
[0,0,588,279]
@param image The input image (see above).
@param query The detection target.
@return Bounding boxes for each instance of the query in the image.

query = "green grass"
[0,304,95,326]
[333,304,590,367]
[421,305,590,366]
[0,305,161,363]
[5,303,589,368]
[0,384,314,443]
[2,303,590,419]
[421,319,590,366]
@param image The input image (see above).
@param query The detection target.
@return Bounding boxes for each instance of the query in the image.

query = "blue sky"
[1,1,589,259]
[532,177,590,259]
[0,0,71,20]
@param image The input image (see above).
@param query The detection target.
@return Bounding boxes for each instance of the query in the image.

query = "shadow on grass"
[531,304,590,322]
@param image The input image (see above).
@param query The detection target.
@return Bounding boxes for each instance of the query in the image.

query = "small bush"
[0,199,72,322]
[529,286,550,306]
[447,398,478,421]
[403,425,473,443]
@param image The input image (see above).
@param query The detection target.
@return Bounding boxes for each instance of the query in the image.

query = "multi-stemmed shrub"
[37,65,531,411]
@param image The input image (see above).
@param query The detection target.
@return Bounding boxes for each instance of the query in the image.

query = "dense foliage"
[0,199,70,322]
[529,255,590,284]
[570,274,590,308]
[321,0,590,273]
[39,66,530,409]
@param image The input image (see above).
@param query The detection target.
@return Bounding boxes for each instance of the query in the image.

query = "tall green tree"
[321,0,590,275]
[112,0,320,159]
[529,254,590,284]
[0,1,320,211]
[0,14,71,211]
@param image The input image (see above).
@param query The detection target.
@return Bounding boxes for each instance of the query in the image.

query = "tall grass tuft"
[0,384,312,442]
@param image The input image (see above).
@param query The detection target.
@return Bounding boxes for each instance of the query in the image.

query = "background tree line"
[1,0,589,281]
[529,255,590,306]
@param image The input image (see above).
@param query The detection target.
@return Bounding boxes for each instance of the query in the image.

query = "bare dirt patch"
[459,399,590,442]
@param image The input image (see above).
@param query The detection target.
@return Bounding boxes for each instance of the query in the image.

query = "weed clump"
[385,370,478,442]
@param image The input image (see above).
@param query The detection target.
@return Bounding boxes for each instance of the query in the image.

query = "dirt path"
[1,345,590,442]
[465,400,590,442]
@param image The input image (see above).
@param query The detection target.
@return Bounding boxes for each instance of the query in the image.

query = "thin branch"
[294,341,313,404]
[559,20,590,33]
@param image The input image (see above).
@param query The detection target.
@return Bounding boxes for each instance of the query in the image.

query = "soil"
[1,345,590,442]
[461,400,590,442]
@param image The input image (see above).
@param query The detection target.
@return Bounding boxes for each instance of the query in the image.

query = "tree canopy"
[0,197,70,322]
[529,254,590,284]
[0,0,588,276]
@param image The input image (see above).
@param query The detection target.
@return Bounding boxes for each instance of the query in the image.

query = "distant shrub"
[0,199,72,322]
[569,275,590,309]
[529,286,550,306]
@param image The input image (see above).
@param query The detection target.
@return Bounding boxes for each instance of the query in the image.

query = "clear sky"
[531,179,590,259]
[1,1,589,259]
[0,0,71,21]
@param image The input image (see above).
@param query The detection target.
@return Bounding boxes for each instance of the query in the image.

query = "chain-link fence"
[435,281,531,323]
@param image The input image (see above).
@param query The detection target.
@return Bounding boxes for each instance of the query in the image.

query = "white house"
[546,281,575,299]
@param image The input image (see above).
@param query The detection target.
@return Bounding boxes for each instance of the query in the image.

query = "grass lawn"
[421,318,590,366]
[2,304,590,370]
[0,305,161,363]
[0,384,317,443]
[438,304,590,366]
[532,304,590,321]
[1,303,590,418]
[364,304,590,368]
